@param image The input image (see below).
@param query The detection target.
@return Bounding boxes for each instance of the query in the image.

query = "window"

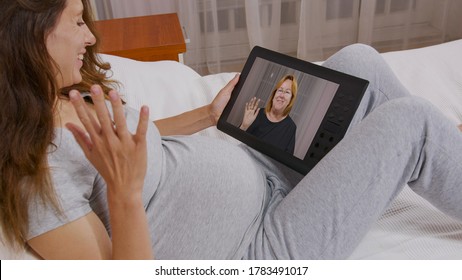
[375,0,417,15]
[326,0,355,20]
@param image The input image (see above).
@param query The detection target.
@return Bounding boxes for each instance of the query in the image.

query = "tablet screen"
[218,46,368,174]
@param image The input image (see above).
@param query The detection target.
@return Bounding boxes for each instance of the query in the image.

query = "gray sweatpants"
[245,44,462,259]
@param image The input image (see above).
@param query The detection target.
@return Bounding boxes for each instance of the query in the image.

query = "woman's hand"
[66,85,153,259]
[65,85,149,196]
[209,74,240,125]
[240,97,261,130]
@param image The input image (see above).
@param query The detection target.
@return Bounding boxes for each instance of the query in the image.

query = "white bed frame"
[2,40,461,259]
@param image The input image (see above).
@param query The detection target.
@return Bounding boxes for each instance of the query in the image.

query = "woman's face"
[46,0,96,88]
[272,79,293,113]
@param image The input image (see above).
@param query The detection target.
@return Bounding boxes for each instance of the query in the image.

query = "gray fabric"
[27,106,163,239]
[28,44,462,260]
[146,135,268,259]
[249,95,462,259]
[244,44,462,259]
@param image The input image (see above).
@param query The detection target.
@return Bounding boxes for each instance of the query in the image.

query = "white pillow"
[100,54,204,121]
[381,40,462,124]
[101,54,238,141]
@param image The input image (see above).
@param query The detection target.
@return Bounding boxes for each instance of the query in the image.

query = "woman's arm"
[27,206,151,260]
[28,212,112,259]
[63,85,152,259]
[154,104,215,136]
[155,74,239,136]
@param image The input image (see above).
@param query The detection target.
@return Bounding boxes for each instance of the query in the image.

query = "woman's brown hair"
[0,0,114,249]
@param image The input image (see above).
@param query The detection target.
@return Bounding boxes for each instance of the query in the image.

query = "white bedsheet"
[2,40,461,259]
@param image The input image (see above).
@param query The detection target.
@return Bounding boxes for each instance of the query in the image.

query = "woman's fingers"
[107,89,149,143]
[90,85,114,136]
[135,106,150,143]
[69,86,149,148]
[73,86,130,140]
[246,97,260,112]
[252,98,260,109]
[108,90,129,138]
[224,73,239,90]
[69,90,99,136]
[246,98,253,110]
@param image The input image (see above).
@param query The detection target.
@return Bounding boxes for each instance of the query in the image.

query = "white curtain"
[93,0,462,75]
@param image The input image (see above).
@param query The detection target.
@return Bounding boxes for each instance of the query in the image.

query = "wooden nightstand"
[94,13,186,62]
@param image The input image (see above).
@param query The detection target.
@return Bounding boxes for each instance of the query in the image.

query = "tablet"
[217,46,369,175]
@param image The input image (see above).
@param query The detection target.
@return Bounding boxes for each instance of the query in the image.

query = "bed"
[1,40,462,259]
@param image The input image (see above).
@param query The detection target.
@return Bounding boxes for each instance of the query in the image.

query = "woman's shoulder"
[284,115,297,129]
[286,115,296,123]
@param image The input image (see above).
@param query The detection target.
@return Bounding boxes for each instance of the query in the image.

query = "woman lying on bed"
[1,0,462,260]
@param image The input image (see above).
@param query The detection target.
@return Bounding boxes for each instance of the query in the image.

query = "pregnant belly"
[147,135,267,259]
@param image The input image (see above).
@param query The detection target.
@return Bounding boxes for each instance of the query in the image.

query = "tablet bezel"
[218,46,369,175]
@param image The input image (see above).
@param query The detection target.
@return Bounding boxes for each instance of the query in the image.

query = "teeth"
[78,54,84,60]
